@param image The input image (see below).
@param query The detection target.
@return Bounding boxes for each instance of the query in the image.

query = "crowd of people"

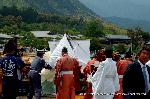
[52,45,150,99]
[0,39,150,99]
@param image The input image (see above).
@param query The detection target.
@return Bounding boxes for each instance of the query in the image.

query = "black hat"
[36,49,46,53]
[62,47,68,53]
[36,49,46,57]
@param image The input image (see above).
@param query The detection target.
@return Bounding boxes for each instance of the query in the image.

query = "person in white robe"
[91,47,120,99]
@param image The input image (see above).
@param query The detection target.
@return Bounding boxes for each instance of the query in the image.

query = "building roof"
[106,34,130,40]
[31,31,61,38]
[12,34,24,38]
[146,41,150,45]
[0,33,13,39]
[30,31,83,38]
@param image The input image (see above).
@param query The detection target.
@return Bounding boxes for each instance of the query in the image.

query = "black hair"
[138,46,150,56]
[37,52,44,57]
[20,48,25,52]
[62,47,68,53]
[3,39,17,54]
[125,52,132,58]
[105,46,113,58]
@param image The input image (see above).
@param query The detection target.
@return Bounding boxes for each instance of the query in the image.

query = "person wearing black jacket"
[123,46,150,99]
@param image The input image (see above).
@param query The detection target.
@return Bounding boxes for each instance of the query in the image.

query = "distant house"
[146,41,150,46]
[30,31,83,39]
[105,34,131,44]
[0,33,12,43]
[11,34,24,38]
[0,33,13,39]
[0,33,23,45]
[30,31,63,38]
[0,33,23,39]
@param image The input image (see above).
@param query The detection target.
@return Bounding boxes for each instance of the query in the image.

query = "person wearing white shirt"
[146,60,150,67]
[91,47,120,99]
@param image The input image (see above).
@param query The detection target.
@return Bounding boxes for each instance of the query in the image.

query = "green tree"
[21,7,38,23]
[127,27,148,52]
[114,43,127,53]
[84,19,104,37]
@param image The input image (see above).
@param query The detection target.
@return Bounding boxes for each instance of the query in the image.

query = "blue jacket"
[0,54,24,78]
[30,56,51,73]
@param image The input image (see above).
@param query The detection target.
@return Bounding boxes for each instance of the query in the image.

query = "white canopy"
[71,40,90,64]
[48,34,90,67]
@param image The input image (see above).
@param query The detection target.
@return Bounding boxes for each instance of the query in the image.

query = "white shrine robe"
[91,58,120,99]
[146,60,150,67]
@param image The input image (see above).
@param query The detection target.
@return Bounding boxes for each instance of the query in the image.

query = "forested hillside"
[104,16,150,32]
[0,6,130,50]
[0,0,97,18]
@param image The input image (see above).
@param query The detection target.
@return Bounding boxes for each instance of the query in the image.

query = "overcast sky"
[79,0,150,21]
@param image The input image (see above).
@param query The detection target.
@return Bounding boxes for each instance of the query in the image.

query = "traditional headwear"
[62,47,68,53]
[36,49,46,57]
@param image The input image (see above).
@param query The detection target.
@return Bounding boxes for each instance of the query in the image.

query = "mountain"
[0,0,128,35]
[0,0,97,18]
[103,17,150,32]
[79,0,150,22]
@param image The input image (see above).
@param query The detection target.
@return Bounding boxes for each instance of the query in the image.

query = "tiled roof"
[31,31,56,37]
[106,34,130,40]
[30,31,83,38]
[0,33,12,38]
[146,41,150,45]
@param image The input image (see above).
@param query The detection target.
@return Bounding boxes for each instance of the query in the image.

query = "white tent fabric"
[49,34,75,67]
[43,51,51,63]
[41,51,53,83]
[71,40,90,64]
[49,40,90,64]
[48,34,90,67]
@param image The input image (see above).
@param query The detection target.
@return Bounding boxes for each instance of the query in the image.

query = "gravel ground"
[16,95,56,99]
[16,95,84,99]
